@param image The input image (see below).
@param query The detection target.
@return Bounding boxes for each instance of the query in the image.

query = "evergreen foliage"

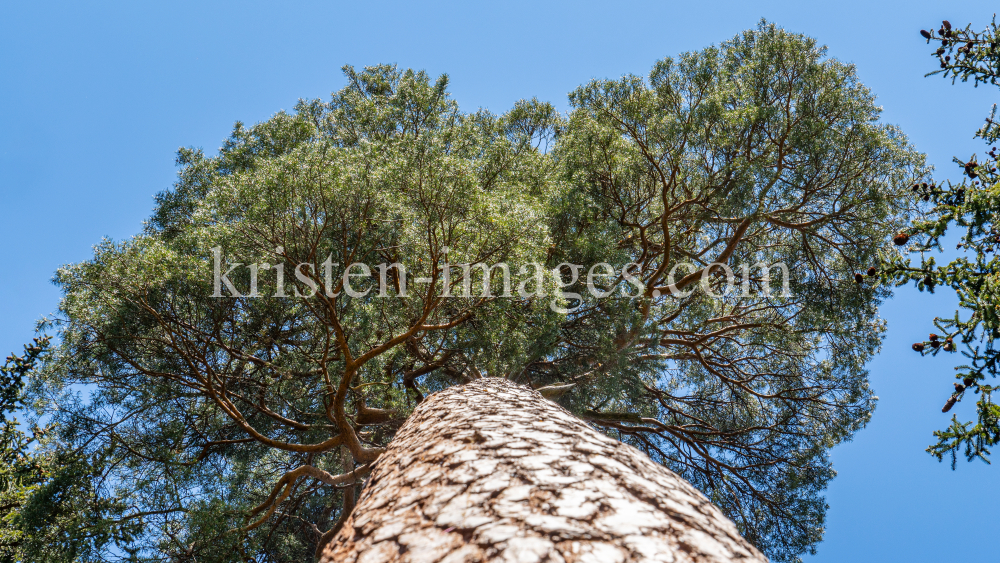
[17,22,924,562]
[0,338,135,562]
[886,17,1000,467]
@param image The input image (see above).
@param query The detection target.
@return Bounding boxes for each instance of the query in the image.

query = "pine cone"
[943,396,959,413]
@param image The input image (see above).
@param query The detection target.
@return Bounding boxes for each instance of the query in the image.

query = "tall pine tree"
[24,22,924,562]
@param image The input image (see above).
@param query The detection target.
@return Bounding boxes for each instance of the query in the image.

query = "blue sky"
[1,1,997,560]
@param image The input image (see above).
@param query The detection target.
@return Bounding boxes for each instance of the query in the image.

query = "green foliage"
[0,338,136,563]
[884,17,1000,467]
[0,338,49,557]
[26,23,925,563]
[547,23,925,560]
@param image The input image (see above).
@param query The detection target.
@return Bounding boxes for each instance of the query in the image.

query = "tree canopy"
[15,22,924,563]
[0,338,135,562]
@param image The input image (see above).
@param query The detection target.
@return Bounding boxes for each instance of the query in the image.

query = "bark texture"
[321,378,768,563]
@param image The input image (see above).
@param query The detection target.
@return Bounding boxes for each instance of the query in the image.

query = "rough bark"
[321,378,768,563]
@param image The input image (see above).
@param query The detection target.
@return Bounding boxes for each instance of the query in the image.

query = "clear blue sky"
[1,1,997,560]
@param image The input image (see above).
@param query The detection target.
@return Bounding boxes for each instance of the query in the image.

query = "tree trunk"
[320,378,768,563]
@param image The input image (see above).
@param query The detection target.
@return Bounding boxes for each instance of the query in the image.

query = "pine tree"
[26,22,924,562]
